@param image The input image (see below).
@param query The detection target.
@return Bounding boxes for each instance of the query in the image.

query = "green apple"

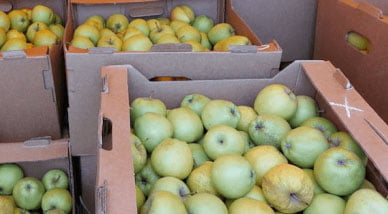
[41,188,72,213]
[99,28,115,38]
[0,11,10,31]
[44,209,65,214]
[215,35,252,51]
[361,179,376,190]
[328,131,367,165]
[201,99,240,130]
[185,193,227,214]
[239,131,255,154]
[31,5,54,25]
[13,208,31,214]
[254,84,298,120]
[244,145,288,186]
[188,143,210,168]
[135,160,160,196]
[42,169,69,190]
[106,14,129,33]
[302,117,337,138]
[186,161,218,195]
[74,24,100,45]
[134,112,173,152]
[151,138,193,179]
[192,15,214,33]
[97,35,122,51]
[170,5,195,23]
[149,24,174,43]
[0,195,15,214]
[248,114,291,148]
[122,34,153,51]
[244,185,267,203]
[135,185,145,209]
[176,25,200,42]
[302,169,325,195]
[200,32,212,50]
[167,107,203,142]
[130,97,167,122]
[49,24,64,42]
[346,32,370,51]
[229,198,274,214]
[156,34,180,44]
[203,125,245,160]
[33,29,57,47]
[0,164,23,195]
[314,147,365,196]
[208,23,235,45]
[70,36,94,49]
[0,27,6,48]
[85,15,105,28]
[344,189,388,214]
[129,18,149,36]
[236,106,257,132]
[1,38,28,52]
[180,93,210,116]
[146,19,160,32]
[122,27,143,42]
[149,176,190,201]
[8,10,30,32]
[262,164,313,213]
[184,40,205,52]
[131,134,147,173]
[170,20,189,32]
[53,13,62,25]
[140,191,187,214]
[13,177,45,210]
[157,17,170,25]
[303,193,345,214]
[21,8,32,21]
[281,126,329,168]
[7,29,26,41]
[289,95,319,128]
[211,154,255,199]
[84,19,103,30]
[26,22,48,42]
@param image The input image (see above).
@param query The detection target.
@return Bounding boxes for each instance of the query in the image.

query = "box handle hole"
[101,118,113,151]
[149,76,192,81]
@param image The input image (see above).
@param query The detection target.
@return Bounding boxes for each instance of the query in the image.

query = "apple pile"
[70,5,251,52]
[0,5,64,52]
[0,164,72,214]
[130,84,388,214]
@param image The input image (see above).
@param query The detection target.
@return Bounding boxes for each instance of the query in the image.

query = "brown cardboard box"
[0,0,67,142]
[0,138,77,213]
[64,0,283,156]
[98,60,388,212]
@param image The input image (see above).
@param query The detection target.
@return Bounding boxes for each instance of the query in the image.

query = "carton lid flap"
[71,0,157,4]
[357,1,383,19]
[0,0,11,12]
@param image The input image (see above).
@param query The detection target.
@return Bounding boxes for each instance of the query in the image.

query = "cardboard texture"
[65,0,283,155]
[0,0,67,142]
[314,0,388,123]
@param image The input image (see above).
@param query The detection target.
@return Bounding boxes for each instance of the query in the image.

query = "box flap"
[71,0,158,4]
[0,0,12,12]
[96,65,136,213]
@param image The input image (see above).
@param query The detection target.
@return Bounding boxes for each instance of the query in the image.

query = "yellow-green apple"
[188,144,210,168]
[149,176,190,201]
[244,145,288,186]
[134,112,173,152]
[203,125,245,160]
[186,161,218,195]
[289,95,319,128]
[170,5,195,23]
[0,11,10,31]
[303,193,345,214]
[129,18,149,36]
[236,106,257,132]
[74,24,100,45]
[7,29,26,41]
[176,25,200,42]
[84,19,103,30]
[122,27,143,42]
[248,114,291,148]
[281,126,329,168]
[167,107,203,142]
[122,34,153,51]
[21,8,32,21]
[33,29,57,47]
[140,191,187,214]
[314,148,365,196]
[254,84,298,120]
[262,164,313,213]
[116,31,125,40]
[99,28,115,38]
[361,179,376,190]
[201,99,240,130]
[135,160,161,196]
[302,117,337,138]
[97,35,122,51]
[1,38,27,51]
[85,15,105,28]
[42,169,68,190]
[239,131,255,154]
[157,17,170,25]
[31,5,54,25]
[200,32,212,50]
[156,34,180,44]
[328,132,367,165]
[130,97,167,123]
[13,207,30,214]
[185,193,228,214]
[213,39,227,51]
[43,209,65,214]
[151,138,193,179]
[229,198,274,214]
[26,42,33,49]
[208,23,235,45]
[149,24,174,43]
[216,35,251,51]
[0,164,24,195]
[41,188,72,213]
[244,185,267,203]
[70,36,94,49]
[0,195,15,213]
[26,22,48,42]
[8,10,30,32]
[344,189,388,214]
[106,14,129,33]
[192,15,214,33]
[180,93,210,116]
[146,19,160,32]
[53,13,62,25]
[135,185,145,209]
[13,177,45,210]
[0,27,6,47]
[170,20,189,32]
[302,169,325,195]
[184,40,205,52]
[346,32,370,51]
[49,24,65,41]
[211,155,255,199]
[131,134,147,173]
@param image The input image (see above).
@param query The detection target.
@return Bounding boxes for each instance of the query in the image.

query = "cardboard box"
[64,0,283,155]
[0,0,67,142]
[0,138,77,213]
[98,60,388,212]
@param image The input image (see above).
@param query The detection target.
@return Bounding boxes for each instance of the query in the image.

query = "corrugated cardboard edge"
[96,66,136,213]
[70,0,157,4]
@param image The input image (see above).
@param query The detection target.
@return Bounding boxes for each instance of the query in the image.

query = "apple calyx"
[284,141,292,150]
[337,159,347,166]
[26,184,32,191]
[329,139,341,147]
[254,122,264,130]
[230,108,237,116]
